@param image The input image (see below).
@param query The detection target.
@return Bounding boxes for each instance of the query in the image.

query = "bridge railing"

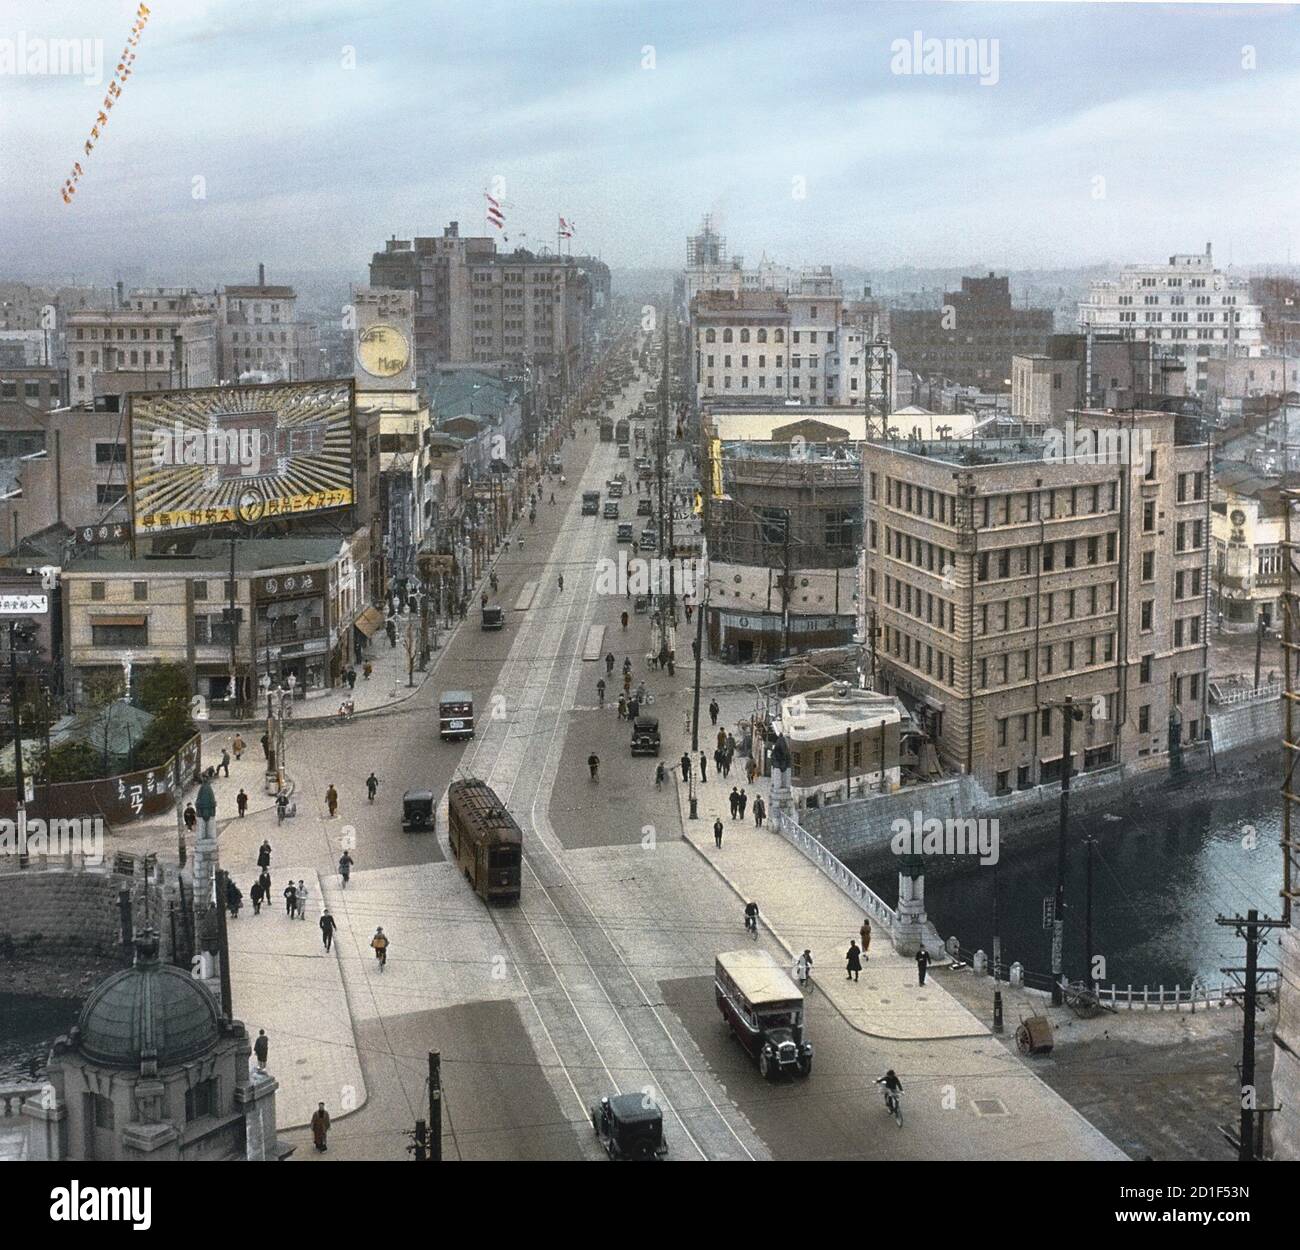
[773,809,897,931]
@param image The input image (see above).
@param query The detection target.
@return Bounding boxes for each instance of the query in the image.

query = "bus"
[447,778,522,902]
[438,690,475,741]
[715,948,812,1079]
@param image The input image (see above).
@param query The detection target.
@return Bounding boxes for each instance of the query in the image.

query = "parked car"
[636,498,653,517]
[481,605,505,630]
[590,1093,668,1160]
[604,501,620,519]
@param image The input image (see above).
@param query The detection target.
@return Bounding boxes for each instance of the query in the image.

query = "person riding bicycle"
[605,652,615,676]
[596,678,606,707]
[744,900,759,935]
[276,791,289,823]
[338,850,353,887]
[588,753,600,781]
[366,773,378,802]
[875,1070,903,1106]
[623,657,632,675]
[370,927,389,968]
[490,571,498,592]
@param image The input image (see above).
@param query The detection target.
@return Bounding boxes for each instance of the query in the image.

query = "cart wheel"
[1015,1024,1031,1054]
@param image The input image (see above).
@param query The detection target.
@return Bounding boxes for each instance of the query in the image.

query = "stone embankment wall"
[0,868,171,957]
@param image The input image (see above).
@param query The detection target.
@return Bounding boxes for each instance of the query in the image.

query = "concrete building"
[67,289,217,409]
[891,273,1053,390]
[1079,245,1264,396]
[9,928,284,1161]
[1203,353,1300,427]
[1249,275,1300,352]
[778,683,904,810]
[1210,461,1285,630]
[217,267,323,383]
[860,409,1212,793]
[707,440,861,662]
[61,532,370,706]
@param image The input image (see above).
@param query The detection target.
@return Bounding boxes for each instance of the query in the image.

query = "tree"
[83,670,125,710]
[137,662,192,716]
[42,740,103,783]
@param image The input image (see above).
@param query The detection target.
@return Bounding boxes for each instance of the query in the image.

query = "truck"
[614,418,629,447]
[599,419,614,442]
[582,491,601,515]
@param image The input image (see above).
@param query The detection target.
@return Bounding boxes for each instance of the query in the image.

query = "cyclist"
[744,900,759,937]
[371,927,389,971]
[605,652,615,676]
[276,791,289,824]
[366,773,378,803]
[875,1070,904,1121]
[338,850,353,888]
[621,610,629,630]
[588,753,600,781]
[596,678,606,707]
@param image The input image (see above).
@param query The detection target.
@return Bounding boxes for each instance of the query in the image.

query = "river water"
[842,768,1286,993]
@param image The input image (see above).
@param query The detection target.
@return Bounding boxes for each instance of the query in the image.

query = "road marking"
[582,625,605,660]
[514,581,538,611]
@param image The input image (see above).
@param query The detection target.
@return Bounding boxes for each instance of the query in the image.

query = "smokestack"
[258,263,265,287]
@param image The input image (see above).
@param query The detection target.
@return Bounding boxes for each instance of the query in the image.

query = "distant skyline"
[5,0,1300,285]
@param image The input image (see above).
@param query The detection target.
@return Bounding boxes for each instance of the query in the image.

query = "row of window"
[0,380,45,400]
[701,327,836,345]
[75,326,172,341]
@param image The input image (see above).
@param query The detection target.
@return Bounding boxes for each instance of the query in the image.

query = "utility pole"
[9,620,26,828]
[214,867,233,1017]
[1255,612,1266,690]
[1084,834,1095,990]
[1048,694,1085,1005]
[228,536,239,716]
[1216,909,1283,1161]
[428,1050,443,1162]
[992,857,1003,1032]
[781,510,792,659]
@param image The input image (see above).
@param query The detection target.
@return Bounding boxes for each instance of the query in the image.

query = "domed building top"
[76,929,222,1071]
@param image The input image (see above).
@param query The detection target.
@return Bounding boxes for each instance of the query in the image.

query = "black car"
[402,789,436,832]
[630,716,660,756]
[591,1093,668,1160]
[481,605,505,630]
[636,498,653,517]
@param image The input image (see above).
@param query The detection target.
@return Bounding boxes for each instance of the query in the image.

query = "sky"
[2,0,1299,286]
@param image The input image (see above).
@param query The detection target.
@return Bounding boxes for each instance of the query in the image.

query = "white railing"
[1095,976,1277,1010]
[774,809,897,930]
[1209,681,1282,707]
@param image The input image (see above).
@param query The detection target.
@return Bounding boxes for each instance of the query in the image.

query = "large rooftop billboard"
[128,379,354,536]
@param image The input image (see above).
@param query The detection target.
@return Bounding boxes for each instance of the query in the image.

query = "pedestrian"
[721,751,731,780]
[717,728,726,752]
[747,757,758,785]
[729,787,740,819]
[617,692,627,720]
[699,751,708,782]
[250,879,263,915]
[232,732,245,761]
[796,949,813,984]
[606,651,615,676]
[183,803,197,832]
[738,790,748,821]
[254,1029,269,1070]
[347,667,357,690]
[364,659,373,680]
[658,644,669,671]
[916,947,931,986]
[237,788,249,818]
[753,796,766,827]
[860,918,872,961]
[310,1102,331,1152]
[846,940,862,982]
[283,881,297,917]
[623,671,632,696]
[260,731,270,761]
[655,761,667,788]
[257,840,272,870]
[680,753,691,783]
[713,816,723,848]
[319,909,337,952]
[220,748,231,777]
[709,698,719,726]
[226,879,242,919]
[326,784,338,818]
[296,880,309,919]
[557,573,564,592]
[685,603,692,624]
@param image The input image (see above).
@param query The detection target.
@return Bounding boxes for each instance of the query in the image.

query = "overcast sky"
[3,0,1299,285]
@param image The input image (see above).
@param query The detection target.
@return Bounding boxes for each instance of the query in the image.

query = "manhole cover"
[972,1099,1008,1117]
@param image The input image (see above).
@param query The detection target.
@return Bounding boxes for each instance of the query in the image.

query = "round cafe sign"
[357,324,411,379]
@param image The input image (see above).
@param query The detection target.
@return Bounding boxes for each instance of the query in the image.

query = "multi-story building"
[217,267,323,383]
[1011,333,1189,424]
[1079,245,1263,396]
[1249,275,1300,352]
[61,531,371,705]
[1203,353,1300,426]
[1210,461,1285,631]
[860,409,1212,794]
[66,288,217,409]
[890,273,1053,391]
[707,438,862,662]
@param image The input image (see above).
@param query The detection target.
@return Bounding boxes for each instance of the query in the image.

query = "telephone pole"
[428,1050,443,1161]
[1216,909,1283,1160]
[1045,693,1085,1005]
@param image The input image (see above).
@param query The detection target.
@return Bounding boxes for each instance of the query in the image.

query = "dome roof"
[78,930,222,1069]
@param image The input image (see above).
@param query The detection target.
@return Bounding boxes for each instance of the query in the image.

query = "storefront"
[252,572,332,694]
[709,608,854,664]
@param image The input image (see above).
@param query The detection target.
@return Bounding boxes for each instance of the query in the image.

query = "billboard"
[128,379,355,537]
[353,288,415,392]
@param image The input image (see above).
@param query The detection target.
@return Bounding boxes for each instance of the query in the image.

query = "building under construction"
[706,437,861,663]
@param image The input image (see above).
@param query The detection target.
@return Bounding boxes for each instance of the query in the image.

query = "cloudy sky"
[3,0,1298,284]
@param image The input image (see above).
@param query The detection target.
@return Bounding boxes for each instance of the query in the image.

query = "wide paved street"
[206,379,1121,1162]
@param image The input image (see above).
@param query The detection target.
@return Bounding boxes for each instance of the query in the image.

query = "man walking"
[296,879,309,919]
[708,698,719,726]
[220,748,231,778]
[680,752,691,783]
[319,909,337,952]
[237,788,249,818]
[258,840,272,871]
[283,881,297,917]
[846,939,862,982]
[326,784,338,818]
[259,869,272,905]
[232,732,245,761]
[729,786,741,820]
[916,947,931,986]
[860,918,872,962]
[698,751,708,782]
[310,1102,331,1152]
[738,790,748,821]
[753,796,766,827]
[254,1029,269,1070]
[249,879,263,915]
[713,816,723,848]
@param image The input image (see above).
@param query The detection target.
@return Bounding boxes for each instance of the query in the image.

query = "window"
[132,581,147,602]
[1139,705,1150,733]
[1042,708,1052,736]
[1141,551,1155,581]
[185,1077,219,1122]
[1140,654,1152,684]
[1143,501,1155,532]
[92,621,147,647]
[997,718,1008,746]
[1140,600,1153,631]
[90,582,105,601]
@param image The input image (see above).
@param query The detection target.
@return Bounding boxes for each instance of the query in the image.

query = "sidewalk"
[669,669,982,1040]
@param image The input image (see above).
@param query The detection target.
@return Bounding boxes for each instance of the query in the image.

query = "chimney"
[115,280,124,308]
[258,263,265,287]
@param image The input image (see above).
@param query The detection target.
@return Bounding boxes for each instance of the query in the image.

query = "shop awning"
[354,606,385,638]
[91,614,147,627]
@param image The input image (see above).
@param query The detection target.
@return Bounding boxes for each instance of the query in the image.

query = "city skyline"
[5,0,1300,282]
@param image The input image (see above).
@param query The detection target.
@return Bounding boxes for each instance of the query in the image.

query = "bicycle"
[876,1077,904,1127]
[744,908,758,940]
